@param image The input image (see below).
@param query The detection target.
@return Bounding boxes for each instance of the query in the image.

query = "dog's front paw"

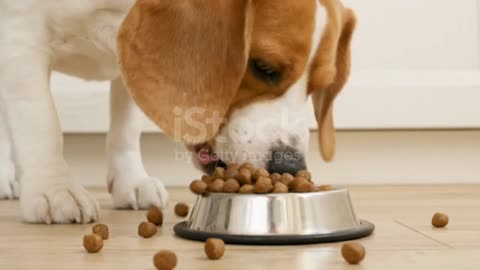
[20,180,99,224]
[109,176,169,210]
[0,159,19,200]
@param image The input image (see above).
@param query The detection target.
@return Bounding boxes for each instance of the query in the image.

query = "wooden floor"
[0,185,479,270]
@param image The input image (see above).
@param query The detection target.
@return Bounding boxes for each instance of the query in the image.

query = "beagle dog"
[0,0,355,223]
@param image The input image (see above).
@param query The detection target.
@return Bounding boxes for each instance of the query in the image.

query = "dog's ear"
[309,2,356,162]
[117,0,255,144]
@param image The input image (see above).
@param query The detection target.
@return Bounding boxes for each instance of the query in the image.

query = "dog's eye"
[250,59,281,84]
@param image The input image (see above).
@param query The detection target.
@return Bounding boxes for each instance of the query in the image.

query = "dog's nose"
[267,146,306,175]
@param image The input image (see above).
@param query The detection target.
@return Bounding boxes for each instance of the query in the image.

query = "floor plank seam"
[394,220,454,249]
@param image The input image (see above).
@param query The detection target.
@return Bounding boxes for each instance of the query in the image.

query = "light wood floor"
[0,185,479,270]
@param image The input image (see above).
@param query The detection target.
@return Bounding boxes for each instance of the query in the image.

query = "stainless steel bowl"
[174,188,374,245]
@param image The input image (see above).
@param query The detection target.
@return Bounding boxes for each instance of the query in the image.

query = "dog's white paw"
[0,159,19,200]
[20,180,99,224]
[109,176,169,210]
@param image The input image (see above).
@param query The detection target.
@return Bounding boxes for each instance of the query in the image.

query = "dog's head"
[117,0,356,174]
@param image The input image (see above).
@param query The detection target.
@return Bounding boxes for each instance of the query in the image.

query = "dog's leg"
[106,78,168,209]
[0,110,18,199]
[0,51,99,223]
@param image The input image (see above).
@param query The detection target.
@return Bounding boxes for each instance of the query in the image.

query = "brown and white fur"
[0,0,356,223]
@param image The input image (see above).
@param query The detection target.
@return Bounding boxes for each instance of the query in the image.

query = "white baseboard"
[64,130,480,187]
[52,69,480,133]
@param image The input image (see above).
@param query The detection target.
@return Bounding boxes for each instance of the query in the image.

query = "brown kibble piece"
[235,168,252,185]
[204,238,225,260]
[292,177,314,192]
[190,180,208,195]
[83,233,103,253]
[201,175,214,184]
[253,176,273,194]
[273,182,289,193]
[147,206,164,226]
[222,179,241,193]
[225,168,238,179]
[296,170,312,181]
[270,173,281,184]
[280,173,295,186]
[174,203,189,218]
[153,250,177,270]
[207,179,224,193]
[253,168,270,181]
[432,212,449,228]
[239,184,254,194]
[213,167,225,179]
[317,185,335,192]
[227,163,240,171]
[92,224,109,240]
[239,162,256,173]
[341,242,365,264]
[138,221,158,238]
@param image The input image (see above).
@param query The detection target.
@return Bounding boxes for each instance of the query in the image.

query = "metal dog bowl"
[174,188,374,245]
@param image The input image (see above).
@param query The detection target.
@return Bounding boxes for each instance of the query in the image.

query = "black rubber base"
[174,220,375,245]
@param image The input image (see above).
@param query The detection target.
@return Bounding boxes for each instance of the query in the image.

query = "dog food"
[138,221,158,238]
[189,163,332,195]
[222,179,241,193]
[239,184,254,193]
[92,224,109,240]
[432,212,449,228]
[153,250,177,270]
[174,203,189,218]
[273,182,289,193]
[341,242,365,264]
[190,180,208,195]
[147,206,164,226]
[204,238,225,260]
[207,179,225,192]
[253,176,273,194]
[83,233,104,253]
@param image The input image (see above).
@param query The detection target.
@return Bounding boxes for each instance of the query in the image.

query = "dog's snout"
[267,146,306,175]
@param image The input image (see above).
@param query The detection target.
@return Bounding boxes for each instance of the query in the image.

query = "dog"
[0,0,356,224]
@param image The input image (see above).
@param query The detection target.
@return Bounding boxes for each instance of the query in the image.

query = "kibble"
[201,175,214,184]
[296,170,312,181]
[270,173,281,184]
[273,182,289,193]
[239,162,256,173]
[432,212,449,228]
[153,250,177,270]
[208,179,225,192]
[138,221,158,238]
[227,163,241,171]
[92,224,109,240]
[235,168,252,185]
[253,168,270,181]
[239,184,254,194]
[190,180,208,195]
[222,179,241,193]
[253,176,273,194]
[280,173,295,186]
[292,177,315,193]
[213,167,225,179]
[341,242,365,264]
[147,206,164,226]
[174,203,189,218]
[289,176,308,190]
[204,238,225,260]
[317,185,335,191]
[225,168,238,179]
[83,233,103,253]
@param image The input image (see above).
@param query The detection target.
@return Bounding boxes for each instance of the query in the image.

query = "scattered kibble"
[138,221,158,238]
[174,203,189,218]
[153,250,177,270]
[341,242,365,264]
[92,224,109,240]
[432,212,449,228]
[147,206,164,226]
[204,238,225,260]
[83,233,103,253]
